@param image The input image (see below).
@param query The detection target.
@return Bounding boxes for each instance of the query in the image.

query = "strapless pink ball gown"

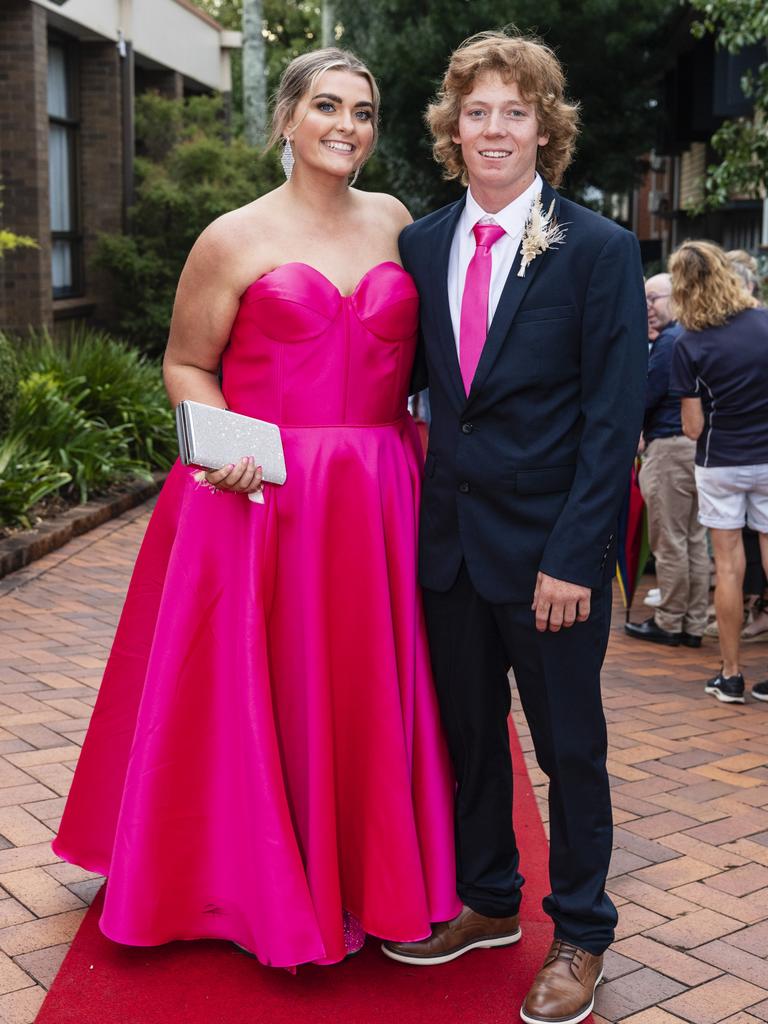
[52,262,461,968]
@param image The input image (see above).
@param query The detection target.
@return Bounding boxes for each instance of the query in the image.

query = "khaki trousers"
[639,435,710,635]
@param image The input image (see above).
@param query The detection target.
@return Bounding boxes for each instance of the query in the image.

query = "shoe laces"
[547,940,584,967]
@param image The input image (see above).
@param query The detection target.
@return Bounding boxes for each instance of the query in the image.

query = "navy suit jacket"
[400,180,648,603]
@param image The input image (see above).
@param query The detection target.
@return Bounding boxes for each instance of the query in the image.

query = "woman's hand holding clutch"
[204,456,264,497]
[176,401,285,506]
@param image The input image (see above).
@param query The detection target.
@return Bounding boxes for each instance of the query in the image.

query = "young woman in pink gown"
[52,49,460,969]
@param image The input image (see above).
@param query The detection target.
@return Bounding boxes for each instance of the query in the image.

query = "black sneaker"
[705,671,745,704]
[751,680,768,702]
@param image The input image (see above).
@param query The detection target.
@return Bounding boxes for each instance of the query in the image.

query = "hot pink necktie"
[459,222,506,396]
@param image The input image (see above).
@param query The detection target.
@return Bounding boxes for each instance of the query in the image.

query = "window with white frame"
[47,39,81,298]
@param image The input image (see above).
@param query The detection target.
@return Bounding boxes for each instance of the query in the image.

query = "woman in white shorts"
[669,240,768,704]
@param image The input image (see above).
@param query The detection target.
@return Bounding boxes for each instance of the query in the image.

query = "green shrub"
[12,372,149,503]
[1,328,175,527]
[95,93,283,353]
[15,327,176,469]
[0,434,70,530]
[135,90,184,162]
[0,183,38,261]
[0,334,20,438]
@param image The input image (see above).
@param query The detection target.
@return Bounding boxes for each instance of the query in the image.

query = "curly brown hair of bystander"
[426,29,580,188]
[669,240,759,332]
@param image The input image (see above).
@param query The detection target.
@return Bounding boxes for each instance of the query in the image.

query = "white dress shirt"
[447,174,542,354]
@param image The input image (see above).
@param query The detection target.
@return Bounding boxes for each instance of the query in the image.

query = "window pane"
[48,123,72,231]
[47,44,69,118]
[52,240,73,292]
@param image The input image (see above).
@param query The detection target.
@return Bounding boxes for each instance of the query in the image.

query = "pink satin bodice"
[222,261,419,425]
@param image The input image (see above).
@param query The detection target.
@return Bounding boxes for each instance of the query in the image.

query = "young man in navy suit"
[381,30,647,1024]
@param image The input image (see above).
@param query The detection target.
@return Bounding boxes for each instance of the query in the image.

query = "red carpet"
[37,718,585,1024]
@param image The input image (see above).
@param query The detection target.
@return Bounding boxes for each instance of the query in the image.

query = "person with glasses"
[625,273,709,647]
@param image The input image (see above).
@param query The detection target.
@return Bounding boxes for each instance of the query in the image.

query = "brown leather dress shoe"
[381,905,521,965]
[520,939,604,1024]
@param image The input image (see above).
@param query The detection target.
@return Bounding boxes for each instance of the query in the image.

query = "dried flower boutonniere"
[518,195,569,278]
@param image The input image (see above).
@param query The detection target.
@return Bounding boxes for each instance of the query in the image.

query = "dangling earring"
[281,138,294,180]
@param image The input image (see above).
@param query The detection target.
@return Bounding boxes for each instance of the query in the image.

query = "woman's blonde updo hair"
[669,240,759,332]
[426,29,580,188]
[268,48,380,153]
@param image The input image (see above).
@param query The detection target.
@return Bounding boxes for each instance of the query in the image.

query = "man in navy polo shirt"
[625,273,709,647]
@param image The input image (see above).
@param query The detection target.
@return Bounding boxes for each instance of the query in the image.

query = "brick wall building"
[0,0,240,332]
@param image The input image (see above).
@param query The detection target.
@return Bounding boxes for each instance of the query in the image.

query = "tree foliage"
[0,186,37,260]
[95,93,282,352]
[333,0,676,216]
[689,0,768,210]
[192,0,676,215]
[0,230,36,259]
[195,0,321,121]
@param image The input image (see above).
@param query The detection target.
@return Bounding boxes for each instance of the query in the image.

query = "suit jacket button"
[461,422,473,434]
[458,481,470,494]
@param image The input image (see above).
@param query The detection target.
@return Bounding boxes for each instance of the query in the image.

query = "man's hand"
[532,572,591,632]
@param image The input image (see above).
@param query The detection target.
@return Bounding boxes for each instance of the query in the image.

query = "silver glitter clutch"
[175,401,286,485]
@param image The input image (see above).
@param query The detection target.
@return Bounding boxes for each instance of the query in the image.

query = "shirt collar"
[655,319,679,340]
[462,174,542,240]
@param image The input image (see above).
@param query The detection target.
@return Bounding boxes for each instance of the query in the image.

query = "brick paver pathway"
[0,502,766,1024]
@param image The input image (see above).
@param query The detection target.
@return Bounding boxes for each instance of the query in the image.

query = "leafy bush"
[0,334,20,438]
[0,229,37,259]
[15,327,176,469]
[12,372,148,503]
[0,434,70,530]
[95,93,283,353]
[0,327,175,528]
[0,183,37,260]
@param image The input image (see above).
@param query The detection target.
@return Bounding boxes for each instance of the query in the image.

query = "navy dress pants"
[422,562,618,955]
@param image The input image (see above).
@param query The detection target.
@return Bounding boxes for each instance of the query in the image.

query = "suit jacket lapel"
[466,181,561,407]
[429,197,466,409]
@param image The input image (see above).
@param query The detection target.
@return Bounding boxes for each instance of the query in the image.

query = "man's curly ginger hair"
[426,29,580,189]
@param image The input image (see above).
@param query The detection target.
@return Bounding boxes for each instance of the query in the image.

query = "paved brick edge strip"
[0,472,166,580]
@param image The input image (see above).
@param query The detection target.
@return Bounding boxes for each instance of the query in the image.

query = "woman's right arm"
[163,217,263,495]
[163,219,242,410]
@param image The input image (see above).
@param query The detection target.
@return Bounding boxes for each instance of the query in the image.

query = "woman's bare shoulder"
[356,190,413,231]
[186,192,284,290]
